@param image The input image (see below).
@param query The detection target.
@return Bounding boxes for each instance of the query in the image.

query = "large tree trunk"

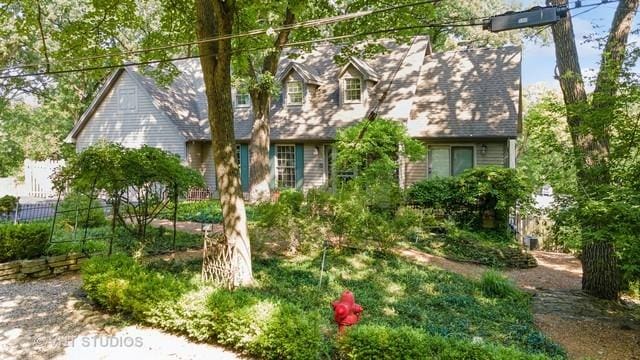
[581,242,620,300]
[248,91,272,202]
[195,0,252,286]
[548,0,638,300]
[248,8,295,203]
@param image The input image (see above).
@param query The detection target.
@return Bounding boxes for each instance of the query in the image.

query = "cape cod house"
[65,36,522,194]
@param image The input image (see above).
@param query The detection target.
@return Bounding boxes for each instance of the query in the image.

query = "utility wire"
[0,20,483,80]
[1,0,441,73]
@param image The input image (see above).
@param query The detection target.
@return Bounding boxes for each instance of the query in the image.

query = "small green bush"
[0,195,18,216]
[337,325,548,360]
[407,167,532,228]
[58,192,107,228]
[480,270,522,299]
[0,222,50,262]
[82,254,193,320]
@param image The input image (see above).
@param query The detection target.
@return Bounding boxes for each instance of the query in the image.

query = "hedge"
[0,222,50,262]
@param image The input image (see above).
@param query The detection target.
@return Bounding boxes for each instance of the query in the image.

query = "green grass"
[82,250,565,359]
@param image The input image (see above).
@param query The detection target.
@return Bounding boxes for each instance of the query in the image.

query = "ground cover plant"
[81,251,565,359]
[408,224,536,268]
[158,200,257,224]
[0,220,202,262]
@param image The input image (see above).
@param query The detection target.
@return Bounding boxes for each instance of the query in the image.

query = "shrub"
[207,291,328,359]
[0,195,18,216]
[480,270,522,299]
[407,167,532,228]
[81,255,193,320]
[336,325,549,360]
[406,176,461,210]
[0,222,50,262]
[83,252,564,359]
[58,192,107,228]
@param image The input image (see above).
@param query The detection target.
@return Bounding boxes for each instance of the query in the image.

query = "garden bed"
[411,227,537,269]
[81,250,565,359]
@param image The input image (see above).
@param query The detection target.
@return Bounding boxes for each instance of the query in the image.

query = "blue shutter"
[240,144,249,192]
[269,144,276,189]
[295,144,304,190]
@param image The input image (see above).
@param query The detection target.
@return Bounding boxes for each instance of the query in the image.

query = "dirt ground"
[397,247,640,360]
[0,274,243,360]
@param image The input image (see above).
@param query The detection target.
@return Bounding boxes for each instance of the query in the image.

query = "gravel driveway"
[0,274,242,360]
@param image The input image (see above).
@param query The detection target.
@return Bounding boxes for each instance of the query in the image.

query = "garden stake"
[318,239,328,288]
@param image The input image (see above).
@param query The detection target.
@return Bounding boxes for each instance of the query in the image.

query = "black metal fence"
[0,201,57,223]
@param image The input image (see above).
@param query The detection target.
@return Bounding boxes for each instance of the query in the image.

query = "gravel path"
[398,246,640,360]
[0,273,243,360]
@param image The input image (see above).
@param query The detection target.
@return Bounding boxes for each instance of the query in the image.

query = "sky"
[521,0,640,92]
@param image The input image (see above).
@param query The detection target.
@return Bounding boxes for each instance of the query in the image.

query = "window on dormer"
[344,78,362,103]
[235,92,250,107]
[286,81,303,105]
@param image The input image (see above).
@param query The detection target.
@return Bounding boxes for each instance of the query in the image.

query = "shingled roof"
[407,46,522,139]
[67,37,521,143]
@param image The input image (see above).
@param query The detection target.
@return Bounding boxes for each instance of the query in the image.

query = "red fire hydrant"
[331,290,363,333]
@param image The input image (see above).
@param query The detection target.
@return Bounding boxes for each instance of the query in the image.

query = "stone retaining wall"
[0,253,87,281]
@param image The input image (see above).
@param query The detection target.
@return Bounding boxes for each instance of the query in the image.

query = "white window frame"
[427,144,477,178]
[235,144,241,170]
[117,87,137,112]
[343,77,362,104]
[235,92,250,108]
[276,144,296,188]
[286,81,304,106]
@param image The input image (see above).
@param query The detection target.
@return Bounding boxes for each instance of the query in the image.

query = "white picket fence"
[0,159,64,198]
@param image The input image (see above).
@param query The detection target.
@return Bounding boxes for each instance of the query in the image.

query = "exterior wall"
[74,71,186,160]
[303,144,326,190]
[186,142,217,191]
[404,140,508,188]
[201,143,217,191]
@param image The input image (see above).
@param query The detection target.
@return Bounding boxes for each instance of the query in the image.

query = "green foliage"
[160,200,223,223]
[0,135,24,177]
[336,325,548,360]
[82,250,564,358]
[335,119,425,214]
[57,143,204,243]
[0,222,50,262]
[480,270,522,299]
[46,225,201,257]
[0,195,18,216]
[414,225,535,269]
[518,94,576,197]
[82,255,193,320]
[408,166,532,227]
[58,192,107,228]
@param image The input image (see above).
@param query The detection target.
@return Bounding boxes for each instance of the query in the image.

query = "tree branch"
[35,1,51,73]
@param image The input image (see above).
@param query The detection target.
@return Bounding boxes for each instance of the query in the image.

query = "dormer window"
[344,78,362,103]
[286,81,303,105]
[235,92,250,107]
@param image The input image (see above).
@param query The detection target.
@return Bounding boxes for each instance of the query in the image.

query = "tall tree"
[547,0,639,299]
[195,0,253,286]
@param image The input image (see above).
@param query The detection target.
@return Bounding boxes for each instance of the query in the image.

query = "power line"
[1,0,441,73]
[0,20,484,80]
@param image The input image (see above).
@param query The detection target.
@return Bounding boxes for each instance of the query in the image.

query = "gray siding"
[186,142,217,191]
[404,141,507,187]
[477,142,507,167]
[75,71,186,160]
[303,144,326,190]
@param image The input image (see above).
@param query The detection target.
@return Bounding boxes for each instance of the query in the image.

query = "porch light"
[480,144,488,155]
